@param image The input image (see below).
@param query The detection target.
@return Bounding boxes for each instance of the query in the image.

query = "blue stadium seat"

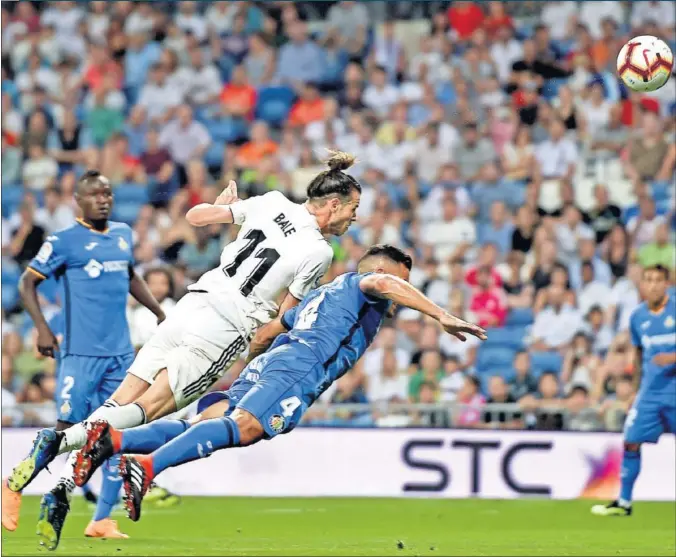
[205,140,226,169]
[1,185,24,217]
[255,86,295,127]
[529,351,564,377]
[2,283,19,310]
[476,346,517,375]
[483,327,527,351]
[205,118,247,143]
[112,202,143,225]
[505,308,534,326]
[114,184,149,205]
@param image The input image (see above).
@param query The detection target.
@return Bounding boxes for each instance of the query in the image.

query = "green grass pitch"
[2,496,674,556]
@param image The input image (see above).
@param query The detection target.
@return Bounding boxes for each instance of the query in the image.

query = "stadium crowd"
[2,1,675,432]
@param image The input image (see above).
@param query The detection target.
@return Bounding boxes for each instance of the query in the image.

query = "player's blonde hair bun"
[325,150,356,172]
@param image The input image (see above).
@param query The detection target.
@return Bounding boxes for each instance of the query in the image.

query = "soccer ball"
[617,35,674,92]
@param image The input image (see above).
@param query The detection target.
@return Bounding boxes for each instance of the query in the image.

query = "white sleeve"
[228,192,282,226]
[288,245,333,300]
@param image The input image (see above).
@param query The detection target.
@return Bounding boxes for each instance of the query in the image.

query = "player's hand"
[438,313,487,342]
[36,327,59,359]
[215,181,239,206]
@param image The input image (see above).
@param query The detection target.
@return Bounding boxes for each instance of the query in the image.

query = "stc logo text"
[401,439,553,496]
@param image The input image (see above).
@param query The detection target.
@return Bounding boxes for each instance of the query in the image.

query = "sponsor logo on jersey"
[269,414,285,433]
[641,333,676,348]
[83,259,128,278]
[118,237,129,251]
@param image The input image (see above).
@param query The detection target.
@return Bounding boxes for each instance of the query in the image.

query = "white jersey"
[189,191,333,334]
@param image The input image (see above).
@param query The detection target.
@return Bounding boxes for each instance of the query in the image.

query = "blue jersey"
[629,294,676,402]
[278,272,390,384]
[28,219,135,357]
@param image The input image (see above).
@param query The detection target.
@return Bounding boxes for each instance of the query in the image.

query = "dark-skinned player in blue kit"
[592,264,676,516]
[71,244,488,521]
[1,171,165,548]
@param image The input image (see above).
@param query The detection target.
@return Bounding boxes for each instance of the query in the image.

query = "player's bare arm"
[18,268,57,358]
[247,292,302,363]
[129,267,166,324]
[359,274,487,342]
[185,181,240,227]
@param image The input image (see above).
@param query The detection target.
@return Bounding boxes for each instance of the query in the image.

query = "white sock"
[59,400,147,453]
[55,452,77,498]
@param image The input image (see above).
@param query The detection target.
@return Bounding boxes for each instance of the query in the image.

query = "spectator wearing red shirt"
[220,65,257,120]
[483,1,513,39]
[448,1,485,41]
[469,266,508,328]
[465,243,503,288]
[288,82,325,128]
[83,43,123,92]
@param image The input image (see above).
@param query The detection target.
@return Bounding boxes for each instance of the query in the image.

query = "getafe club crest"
[269,415,285,433]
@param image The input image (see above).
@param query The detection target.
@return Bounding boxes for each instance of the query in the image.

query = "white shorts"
[127,292,253,410]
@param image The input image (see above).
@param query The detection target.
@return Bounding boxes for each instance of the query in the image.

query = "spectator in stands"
[510,351,538,399]
[366,347,409,403]
[624,111,676,182]
[22,143,58,190]
[482,375,523,429]
[598,375,634,432]
[9,200,45,268]
[421,195,475,263]
[128,267,176,350]
[530,284,583,353]
[520,371,565,430]
[159,104,211,184]
[37,187,75,235]
[638,221,676,271]
[100,132,144,185]
[363,65,399,119]
[590,104,629,157]
[569,236,613,290]
[627,195,667,250]
[439,356,465,402]
[469,265,508,328]
[326,1,369,56]
[177,224,221,280]
[448,1,485,41]
[587,184,621,244]
[455,375,485,427]
[535,118,577,181]
[288,82,325,127]
[1,135,22,184]
[481,200,514,256]
[276,20,324,87]
[577,262,613,316]
[454,122,497,182]
[140,128,177,206]
[138,62,182,124]
[501,125,535,181]
[584,306,614,356]
[466,243,502,288]
[409,350,444,402]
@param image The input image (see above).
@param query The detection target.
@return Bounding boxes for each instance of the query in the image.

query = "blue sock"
[619,449,641,505]
[93,455,122,521]
[151,417,240,477]
[121,420,191,454]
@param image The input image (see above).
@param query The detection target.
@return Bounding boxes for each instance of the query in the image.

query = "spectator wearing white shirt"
[579,82,612,140]
[174,1,208,42]
[22,144,58,191]
[627,196,667,250]
[578,1,624,39]
[159,105,211,180]
[363,327,411,380]
[630,1,675,34]
[555,205,595,265]
[128,268,177,350]
[413,122,454,184]
[174,48,222,107]
[421,195,476,263]
[40,1,84,42]
[87,1,110,40]
[607,264,642,332]
[205,2,239,36]
[577,261,613,317]
[530,284,584,352]
[366,348,409,403]
[490,25,523,84]
[535,118,578,181]
[138,63,183,124]
[35,187,75,235]
[540,2,578,41]
[371,19,405,83]
[124,2,156,36]
[363,66,400,119]
[360,209,403,248]
[583,306,614,356]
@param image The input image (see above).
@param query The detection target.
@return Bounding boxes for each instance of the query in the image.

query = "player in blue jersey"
[1,171,165,548]
[592,264,676,517]
[70,245,487,520]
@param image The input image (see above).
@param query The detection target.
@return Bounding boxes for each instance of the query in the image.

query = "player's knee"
[230,409,263,446]
[188,400,231,425]
[624,442,641,452]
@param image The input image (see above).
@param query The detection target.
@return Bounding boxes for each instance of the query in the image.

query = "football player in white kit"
[4,152,361,543]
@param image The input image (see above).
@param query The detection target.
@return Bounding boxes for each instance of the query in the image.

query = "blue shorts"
[56,353,135,424]
[624,396,676,444]
[196,343,322,439]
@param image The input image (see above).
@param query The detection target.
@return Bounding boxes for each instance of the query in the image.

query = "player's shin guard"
[120,420,191,453]
[150,417,241,477]
[92,455,123,522]
[619,448,641,506]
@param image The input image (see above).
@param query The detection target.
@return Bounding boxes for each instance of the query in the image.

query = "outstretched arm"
[360,274,487,342]
[129,268,166,324]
